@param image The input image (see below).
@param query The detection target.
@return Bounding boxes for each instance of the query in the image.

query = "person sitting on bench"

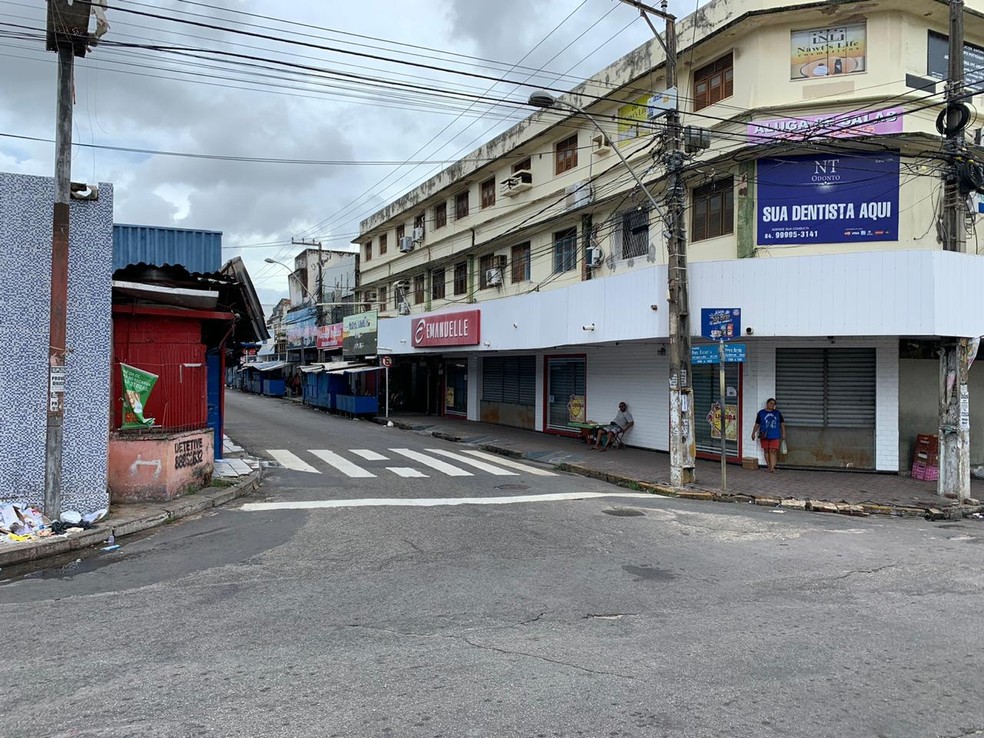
[590,401,634,451]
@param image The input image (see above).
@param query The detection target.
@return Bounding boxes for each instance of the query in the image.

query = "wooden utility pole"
[939,0,971,501]
[43,0,94,518]
[618,0,696,486]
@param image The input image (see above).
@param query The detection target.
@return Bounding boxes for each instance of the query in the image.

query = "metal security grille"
[482,356,536,405]
[776,348,875,428]
[547,357,586,430]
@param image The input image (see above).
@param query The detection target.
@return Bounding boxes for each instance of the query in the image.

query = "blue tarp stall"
[241,360,289,397]
[300,362,381,415]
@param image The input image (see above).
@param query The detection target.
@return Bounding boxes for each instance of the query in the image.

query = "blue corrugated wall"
[113,224,222,273]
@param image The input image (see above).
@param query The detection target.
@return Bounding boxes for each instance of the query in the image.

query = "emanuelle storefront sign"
[412,310,481,347]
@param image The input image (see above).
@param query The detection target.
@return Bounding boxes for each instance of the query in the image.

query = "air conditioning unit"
[565,181,594,210]
[485,268,503,287]
[397,301,411,316]
[500,170,533,197]
[587,247,604,268]
[592,133,612,156]
[398,236,414,253]
[411,227,425,241]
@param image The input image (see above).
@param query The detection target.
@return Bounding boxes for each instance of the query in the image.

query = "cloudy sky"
[0,0,701,311]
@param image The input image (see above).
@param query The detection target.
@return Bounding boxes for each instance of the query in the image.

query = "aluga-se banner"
[120,363,158,429]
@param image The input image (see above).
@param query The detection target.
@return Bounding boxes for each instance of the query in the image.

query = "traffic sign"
[691,343,746,364]
[701,308,741,341]
[380,356,394,368]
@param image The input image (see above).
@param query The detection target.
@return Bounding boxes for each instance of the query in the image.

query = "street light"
[527,90,695,487]
[264,257,314,302]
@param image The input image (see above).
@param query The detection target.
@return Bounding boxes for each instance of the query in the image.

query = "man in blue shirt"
[751,398,786,473]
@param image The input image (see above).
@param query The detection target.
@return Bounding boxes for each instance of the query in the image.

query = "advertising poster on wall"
[616,94,651,142]
[285,306,318,349]
[120,363,158,429]
[317,322,343,350]
[343,310,378,357]
[927,31,984,92]
[791,23,866,80]
[747,107,902,142]
[756,152,899,246]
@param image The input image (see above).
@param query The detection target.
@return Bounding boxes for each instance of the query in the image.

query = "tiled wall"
[0,173,113,514]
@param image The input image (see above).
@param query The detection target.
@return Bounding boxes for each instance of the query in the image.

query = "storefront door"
[444,361,467,416]
[545,356,586,432]
[694,362,742,460]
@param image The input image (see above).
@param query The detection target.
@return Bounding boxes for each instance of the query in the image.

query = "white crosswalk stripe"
[426,449,518,475]
[267,450,320,473]
[460,450,558,476]
[351,449,388,461]
[388,467,428,478]
[390,448,473,476]
[309,449,376,478]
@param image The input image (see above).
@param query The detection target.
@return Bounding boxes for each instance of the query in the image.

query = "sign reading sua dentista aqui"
[412,310,481,347]
[756,152,899,246]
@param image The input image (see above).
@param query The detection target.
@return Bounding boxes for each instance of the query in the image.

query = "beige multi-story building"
[357,0,984,474]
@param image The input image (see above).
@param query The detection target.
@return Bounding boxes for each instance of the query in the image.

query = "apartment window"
[413,274,425,304]
[365,241,372,262]
[453,261,468,295]
[621,208,649,259]
[378,285,387,309]
[435,201,447,229]
[395,224,404,246]
[513,157,531,174]
[455,191,469,220]
[555,135,578,175]
[431,267,445,300]
[414,213,425,235]
[692,177,734,242]
[378,233,387,256]
[694,53,733,111]
[480,253,503,290]
[553,228,577,273]
[511,242,530,282]
[481,178,496,209]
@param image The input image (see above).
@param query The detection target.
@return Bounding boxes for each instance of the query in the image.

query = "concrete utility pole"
[618,0,696,486]
[42,1,93,518]
[939,0,971,501]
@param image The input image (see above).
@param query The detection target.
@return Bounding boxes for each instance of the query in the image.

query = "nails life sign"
[411,310,481,347]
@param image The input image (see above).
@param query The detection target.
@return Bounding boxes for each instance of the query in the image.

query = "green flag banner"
[120,363,158,429]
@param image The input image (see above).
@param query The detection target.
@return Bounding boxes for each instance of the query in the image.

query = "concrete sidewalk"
[0,472,260,570]
[377,412,984,519]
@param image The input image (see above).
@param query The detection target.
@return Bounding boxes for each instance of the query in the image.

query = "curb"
[0,471,261,569]
[382,421,983,521]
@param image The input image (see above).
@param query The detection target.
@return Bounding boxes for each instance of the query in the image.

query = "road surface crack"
[457,635,638,680]
[832,564,898,580]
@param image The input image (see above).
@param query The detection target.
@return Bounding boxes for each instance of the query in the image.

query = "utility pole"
[42,1,94,518]
[619,0,696,486]
[939,0,971,501]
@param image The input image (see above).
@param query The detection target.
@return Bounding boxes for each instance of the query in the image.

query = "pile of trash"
[0,503,107,544]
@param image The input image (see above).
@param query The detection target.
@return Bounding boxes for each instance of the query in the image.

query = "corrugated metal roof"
[113,224,222,273]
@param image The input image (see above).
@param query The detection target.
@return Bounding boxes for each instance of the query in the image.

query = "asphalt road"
[2,390,983,738]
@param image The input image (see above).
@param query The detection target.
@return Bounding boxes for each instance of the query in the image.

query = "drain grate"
[603,508,646,517]
[495,483,530,491]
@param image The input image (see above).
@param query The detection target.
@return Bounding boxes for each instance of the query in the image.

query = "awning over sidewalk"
[249,360,289,372]
[344,366,383,375]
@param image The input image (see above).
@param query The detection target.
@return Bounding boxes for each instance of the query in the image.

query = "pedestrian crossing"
[263,447,557,479]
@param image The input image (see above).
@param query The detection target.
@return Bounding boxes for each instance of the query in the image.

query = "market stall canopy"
[344,366,384,374]
[248,360,290,372]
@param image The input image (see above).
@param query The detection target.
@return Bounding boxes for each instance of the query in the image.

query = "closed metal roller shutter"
[776,348,826,427]
[776,348,875,428]
[483,356,535,406]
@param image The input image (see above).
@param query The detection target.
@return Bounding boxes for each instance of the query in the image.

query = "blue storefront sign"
[701,308,741,341]
[757,152,899,245]
[691,343,747,365]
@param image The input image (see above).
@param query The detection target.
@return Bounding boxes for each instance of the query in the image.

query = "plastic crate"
[911,461,939,481]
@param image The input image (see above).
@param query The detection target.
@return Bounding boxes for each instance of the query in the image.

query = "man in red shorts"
[751,398,786,473]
